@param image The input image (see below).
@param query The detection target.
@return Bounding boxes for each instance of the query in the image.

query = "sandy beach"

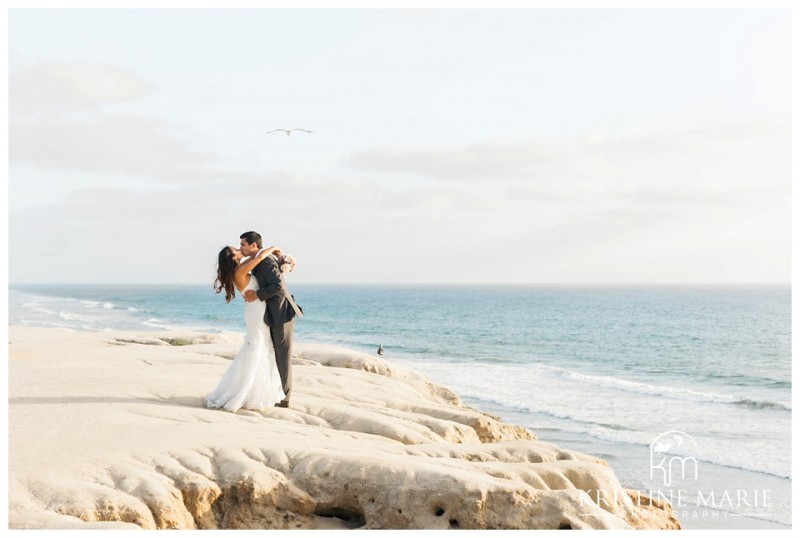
[7,326,680,530]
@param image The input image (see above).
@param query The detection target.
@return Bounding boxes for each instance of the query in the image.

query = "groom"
[239,231,302,408]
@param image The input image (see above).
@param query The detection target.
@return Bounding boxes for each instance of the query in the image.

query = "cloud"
[346,142,561,182]
[7,52,790,285]
[10,60,149,117]
[9,151,790,285]
[8,168,396,277]
[8,166,531,284]
[340,116,792,281]
[344,117,791,237]
[10,114,220,180]
[9,59,228,183]
[345,117,789,188]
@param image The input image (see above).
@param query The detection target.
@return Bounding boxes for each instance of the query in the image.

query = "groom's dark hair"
[240,231,263,249]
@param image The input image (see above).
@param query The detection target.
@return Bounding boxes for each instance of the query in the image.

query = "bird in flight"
[266,129,313,136]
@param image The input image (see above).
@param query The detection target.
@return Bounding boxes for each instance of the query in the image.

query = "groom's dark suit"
[251,253,302,405]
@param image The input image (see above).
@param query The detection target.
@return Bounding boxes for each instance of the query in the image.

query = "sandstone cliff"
[7,327,680,530]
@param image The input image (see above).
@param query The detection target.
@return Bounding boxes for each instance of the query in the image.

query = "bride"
[205,245,286,412]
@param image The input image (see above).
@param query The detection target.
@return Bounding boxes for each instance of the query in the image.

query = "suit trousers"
[270,317,295,403]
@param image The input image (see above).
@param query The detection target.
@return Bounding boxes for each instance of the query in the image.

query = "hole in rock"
[449,519,460,528]
[434,507,445,517]
[558,522,572,530]
[314,508,366,529]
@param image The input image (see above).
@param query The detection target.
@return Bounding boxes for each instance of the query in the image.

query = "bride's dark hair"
[214,246,238,303]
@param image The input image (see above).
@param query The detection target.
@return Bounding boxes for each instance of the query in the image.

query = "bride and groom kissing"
[205,231,303,413]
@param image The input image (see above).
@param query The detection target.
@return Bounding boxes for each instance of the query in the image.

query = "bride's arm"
[235,247,278,280]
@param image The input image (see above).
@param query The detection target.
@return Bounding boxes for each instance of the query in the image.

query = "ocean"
[7,283,792,529]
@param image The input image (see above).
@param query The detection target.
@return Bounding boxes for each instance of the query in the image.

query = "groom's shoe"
[275,401,289,408]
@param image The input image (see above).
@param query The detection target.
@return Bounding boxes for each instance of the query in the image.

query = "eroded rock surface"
[8,327,680,530]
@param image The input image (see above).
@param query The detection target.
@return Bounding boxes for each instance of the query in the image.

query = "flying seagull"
[266,129,313,136]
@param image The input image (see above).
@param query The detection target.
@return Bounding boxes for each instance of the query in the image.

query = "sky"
[6,7,792,284]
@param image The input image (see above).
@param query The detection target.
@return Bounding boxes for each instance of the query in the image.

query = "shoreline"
[8,325,683,530]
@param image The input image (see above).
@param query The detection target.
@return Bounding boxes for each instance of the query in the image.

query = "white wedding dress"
[205,275,285,412]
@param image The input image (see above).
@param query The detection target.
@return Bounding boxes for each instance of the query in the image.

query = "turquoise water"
[8,284,791,528]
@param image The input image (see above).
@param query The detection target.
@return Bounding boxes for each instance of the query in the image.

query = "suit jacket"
[251,254,302,327]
